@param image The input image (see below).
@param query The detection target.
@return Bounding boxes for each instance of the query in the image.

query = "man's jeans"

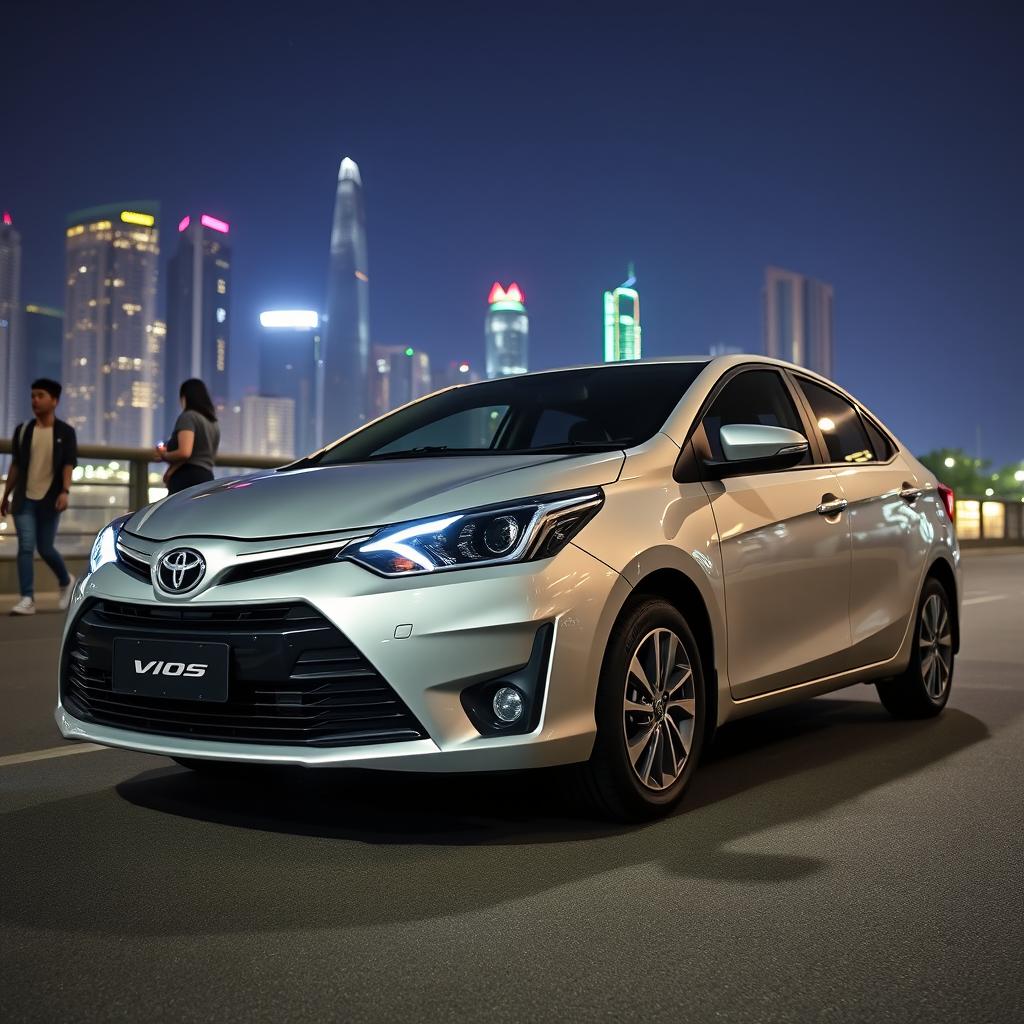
[14,499,70,599]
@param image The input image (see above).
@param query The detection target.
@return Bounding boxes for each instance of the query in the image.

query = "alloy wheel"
[622,628,697,791]
[919,592,953,701]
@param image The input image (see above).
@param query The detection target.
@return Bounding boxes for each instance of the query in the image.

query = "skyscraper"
[241,395,295,459]
[22,304,64,395]
[322,156,370,444]
[485,282,529,378]
[603,265,641,362]
[371,344,432,415]
[62,202,161,445]
[259,309,323,456]
[164,214,231,419]
[1,212,22,437]
[763,266,834,378]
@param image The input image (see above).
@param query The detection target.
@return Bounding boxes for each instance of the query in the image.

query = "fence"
[0,439,280,559]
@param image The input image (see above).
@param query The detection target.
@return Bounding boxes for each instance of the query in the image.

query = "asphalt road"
[1,550,1022,1023]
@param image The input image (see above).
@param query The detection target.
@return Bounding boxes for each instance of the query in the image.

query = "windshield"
[300,362,709,466]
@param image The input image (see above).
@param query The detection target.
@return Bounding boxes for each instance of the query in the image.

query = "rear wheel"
[876,577,954,719]
[575,598,706,821]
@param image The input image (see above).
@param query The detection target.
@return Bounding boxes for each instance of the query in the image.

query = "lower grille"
[61,599,428,747]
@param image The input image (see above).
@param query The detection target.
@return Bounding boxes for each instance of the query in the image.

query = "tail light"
[937,482,955,522]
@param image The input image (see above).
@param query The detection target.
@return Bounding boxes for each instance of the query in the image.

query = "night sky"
[5,2,1022,463]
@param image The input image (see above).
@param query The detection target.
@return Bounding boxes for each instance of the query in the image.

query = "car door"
[693,367,853,700]
[789,374,931,667]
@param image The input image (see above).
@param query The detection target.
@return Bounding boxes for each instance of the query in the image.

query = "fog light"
[493,686,525,723]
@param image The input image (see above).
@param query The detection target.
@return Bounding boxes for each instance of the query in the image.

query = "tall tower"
[0,212,22,437]
[763,266,834,378]
[258,309,323,457]
[322,156,369,444]
[485,282,529,378]
[164,214,232,423]
[603,264,641,362]
[63,203,161,445]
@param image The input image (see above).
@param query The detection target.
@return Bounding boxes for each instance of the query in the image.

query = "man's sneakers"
[9,596,36,616]
[58,574,77,611]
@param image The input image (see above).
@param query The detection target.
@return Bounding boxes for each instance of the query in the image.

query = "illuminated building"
[485,282,528,377]
[0,212,22,437]
[259,310,323,456]
[165,214,232,423]
[62,202,161,445]
[322,156,370,442]
[763,266,834,378]
[372,344,432,415]
[603,264,641,362]
[21,304,64,400]
[241,394,295,459]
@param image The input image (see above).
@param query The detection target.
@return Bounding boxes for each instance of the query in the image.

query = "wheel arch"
[924,555,960,654]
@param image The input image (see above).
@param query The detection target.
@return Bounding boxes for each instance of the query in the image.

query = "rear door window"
[796,378,875,464]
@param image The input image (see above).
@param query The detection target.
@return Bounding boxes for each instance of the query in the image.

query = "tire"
[876,577,955,719]
[574,597,706,821]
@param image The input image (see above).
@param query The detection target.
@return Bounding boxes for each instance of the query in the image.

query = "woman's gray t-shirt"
[170,410,220,471]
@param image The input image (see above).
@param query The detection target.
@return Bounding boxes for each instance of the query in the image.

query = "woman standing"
[156,378,221,495]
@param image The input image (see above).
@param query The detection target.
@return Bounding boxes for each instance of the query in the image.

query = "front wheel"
[876,578,955,719]
[574,598,706,821]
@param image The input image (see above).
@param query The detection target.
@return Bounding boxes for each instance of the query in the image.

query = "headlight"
[89,513,133,574]
[344,489,604,577]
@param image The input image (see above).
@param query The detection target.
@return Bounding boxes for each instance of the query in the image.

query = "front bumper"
[56,541,627,771]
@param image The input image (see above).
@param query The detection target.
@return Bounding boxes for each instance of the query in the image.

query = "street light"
[1014,470,1024,482]
[944,457,956,468]
[985,487,995,497]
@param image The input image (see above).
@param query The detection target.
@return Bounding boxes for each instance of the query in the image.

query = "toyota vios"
[57,356,961,819]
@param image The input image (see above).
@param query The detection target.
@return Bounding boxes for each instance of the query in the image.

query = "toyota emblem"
[157,548,206,593]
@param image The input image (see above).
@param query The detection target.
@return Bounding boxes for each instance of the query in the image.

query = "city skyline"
[4,6,1022,464]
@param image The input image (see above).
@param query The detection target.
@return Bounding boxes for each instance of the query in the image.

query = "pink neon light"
[200,214,229,234]
[177,215,190,232]
[2,211,11,226]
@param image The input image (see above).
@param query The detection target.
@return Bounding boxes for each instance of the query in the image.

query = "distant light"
[488,281,526,307]
[259,309,319,329]
[985,487,995,497]
[355,270,368,282]
[1015,470,1024,482]
[944,457,956,468]
[78,265,88,274]
[458,362,470,373]
[201,214,229,234]
[405,347,415,357]
[120,210,155,226]
[178,216,190,232]
[817,417,836,432]
[2,211,11,225]
[216,307,226,324]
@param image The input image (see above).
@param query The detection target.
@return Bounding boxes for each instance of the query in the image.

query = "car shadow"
[0,692,997,936]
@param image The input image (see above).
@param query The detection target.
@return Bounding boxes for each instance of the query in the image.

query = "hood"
[128,451,625,541]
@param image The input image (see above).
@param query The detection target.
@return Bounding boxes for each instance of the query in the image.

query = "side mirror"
[702,424,809,480]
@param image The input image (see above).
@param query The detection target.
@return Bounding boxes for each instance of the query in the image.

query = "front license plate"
[112,639,229,702]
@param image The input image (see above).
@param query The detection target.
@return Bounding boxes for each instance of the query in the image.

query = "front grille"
[220,545,347,585]
[61,599,428,747]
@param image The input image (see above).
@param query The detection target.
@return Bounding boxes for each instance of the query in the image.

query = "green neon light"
[405,347,415,356]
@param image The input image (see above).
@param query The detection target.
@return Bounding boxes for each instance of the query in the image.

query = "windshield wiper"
[365,446,493,460]
[515,440,631,453]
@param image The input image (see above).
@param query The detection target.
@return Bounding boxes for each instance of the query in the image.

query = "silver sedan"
[57,356,960,819]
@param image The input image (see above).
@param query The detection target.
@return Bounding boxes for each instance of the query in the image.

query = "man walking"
[1,379,78,615]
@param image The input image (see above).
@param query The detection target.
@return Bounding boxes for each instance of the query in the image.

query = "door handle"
[816,495,848,516]
[899,483,922,504]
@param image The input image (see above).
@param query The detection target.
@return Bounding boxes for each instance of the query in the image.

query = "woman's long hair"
[179,378,217,422]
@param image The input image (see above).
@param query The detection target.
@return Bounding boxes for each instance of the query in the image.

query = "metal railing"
[1,438,280,558]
